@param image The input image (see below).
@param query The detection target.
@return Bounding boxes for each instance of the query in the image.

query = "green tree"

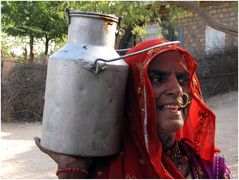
[1,33,28,62]
[2,1,40,63]
[2,1,236,63]
[1,1,164,62]
[1,1,67,63]
[31,1,68,63]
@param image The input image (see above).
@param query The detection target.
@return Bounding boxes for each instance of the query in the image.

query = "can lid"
[66,9,119,23]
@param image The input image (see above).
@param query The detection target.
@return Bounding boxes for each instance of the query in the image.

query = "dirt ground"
[1,91,238,179]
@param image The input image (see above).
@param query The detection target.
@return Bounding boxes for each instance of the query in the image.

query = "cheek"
[152,85,164,98]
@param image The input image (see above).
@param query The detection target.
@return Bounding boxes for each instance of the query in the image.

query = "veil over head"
[95,39,218,178]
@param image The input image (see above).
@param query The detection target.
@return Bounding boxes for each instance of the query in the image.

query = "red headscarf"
[91,38,218,178]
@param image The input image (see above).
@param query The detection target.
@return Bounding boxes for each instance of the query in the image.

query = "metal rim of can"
[68,10,119,23]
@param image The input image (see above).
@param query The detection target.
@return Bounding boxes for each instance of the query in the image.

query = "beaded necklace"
[165,140,182,170]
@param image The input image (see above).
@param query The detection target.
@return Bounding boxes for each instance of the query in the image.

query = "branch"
[172,1,237,36]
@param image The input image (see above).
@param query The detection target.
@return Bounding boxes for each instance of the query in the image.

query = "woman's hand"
[34,137,93,178]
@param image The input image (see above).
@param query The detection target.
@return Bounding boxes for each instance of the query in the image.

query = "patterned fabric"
[180,139,232,179]
[86,38,230,178]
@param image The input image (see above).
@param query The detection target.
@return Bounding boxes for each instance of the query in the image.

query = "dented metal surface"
[41,11,128,156]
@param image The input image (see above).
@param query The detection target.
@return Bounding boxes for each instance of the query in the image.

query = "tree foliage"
[31,2,67,56]
[2,1,235,62]
[64,1,159,37]
[1,1,164,62]
[1,1,68,62]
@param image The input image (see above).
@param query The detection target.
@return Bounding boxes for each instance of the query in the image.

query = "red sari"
[88,39,230,178]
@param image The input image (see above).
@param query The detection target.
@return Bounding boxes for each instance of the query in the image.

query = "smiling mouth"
[157,105,182,112]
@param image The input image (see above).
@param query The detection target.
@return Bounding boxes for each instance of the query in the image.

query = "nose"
[165,74,183,98]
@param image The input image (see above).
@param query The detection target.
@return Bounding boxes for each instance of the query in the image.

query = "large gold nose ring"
[179,92,191,108]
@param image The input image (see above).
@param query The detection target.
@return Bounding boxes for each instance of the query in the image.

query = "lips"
[157,104,181,112]
[164,105,180,113]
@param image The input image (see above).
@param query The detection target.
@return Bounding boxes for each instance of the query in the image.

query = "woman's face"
[148,51,191,136]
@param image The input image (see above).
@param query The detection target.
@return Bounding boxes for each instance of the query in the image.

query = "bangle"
[56,167,89,176]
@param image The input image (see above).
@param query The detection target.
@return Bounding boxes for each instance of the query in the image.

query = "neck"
[158,132,176,151]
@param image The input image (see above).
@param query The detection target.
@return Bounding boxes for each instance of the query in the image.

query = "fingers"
[34,137,48,154]
[34,137,60,163]
[34,137,94,170]
[34,137,41,147]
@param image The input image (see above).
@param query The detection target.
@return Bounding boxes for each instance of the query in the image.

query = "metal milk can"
[41,10,128,156]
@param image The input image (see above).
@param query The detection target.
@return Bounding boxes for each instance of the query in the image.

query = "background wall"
[176,1,237,57]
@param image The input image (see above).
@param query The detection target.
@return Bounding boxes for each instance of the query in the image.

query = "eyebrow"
[175,71,189,77]
[148,69,171,76]
[148,69,189,76]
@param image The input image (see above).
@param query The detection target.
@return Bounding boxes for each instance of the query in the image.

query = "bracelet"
[56,167,89,176]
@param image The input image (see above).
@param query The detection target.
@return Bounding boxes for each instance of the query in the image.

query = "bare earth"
[1,91,238,179]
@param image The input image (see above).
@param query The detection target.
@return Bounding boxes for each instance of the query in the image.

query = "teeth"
[164,105,178,109]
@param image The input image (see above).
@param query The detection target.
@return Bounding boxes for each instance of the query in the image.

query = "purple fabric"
[202,154,232,179]
[179,139,232,179]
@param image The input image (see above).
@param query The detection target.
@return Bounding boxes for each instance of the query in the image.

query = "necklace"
[165,140,182,170]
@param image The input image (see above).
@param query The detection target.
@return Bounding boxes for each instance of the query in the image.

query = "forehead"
[148,50,188,72]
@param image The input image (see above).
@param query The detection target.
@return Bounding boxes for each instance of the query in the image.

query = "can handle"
[115,17,125,37]
[87,41,180,74]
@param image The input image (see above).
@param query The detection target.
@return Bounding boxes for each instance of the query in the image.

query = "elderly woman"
[35,38,232,178]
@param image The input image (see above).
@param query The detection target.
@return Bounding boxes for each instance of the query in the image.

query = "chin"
[158,119,185,134]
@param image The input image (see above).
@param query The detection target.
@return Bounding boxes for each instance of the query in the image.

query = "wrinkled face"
[148,50,191,136]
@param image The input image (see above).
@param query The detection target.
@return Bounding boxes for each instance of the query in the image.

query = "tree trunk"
[172,1,238,36]
[45,36,49,56]
[29,35,34,63]
[42,35,50,64]
[23,47,28,63]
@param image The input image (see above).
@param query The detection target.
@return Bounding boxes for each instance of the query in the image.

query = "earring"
[179,92,191,108]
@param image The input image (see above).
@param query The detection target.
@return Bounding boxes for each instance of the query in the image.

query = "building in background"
[143,1,238,58]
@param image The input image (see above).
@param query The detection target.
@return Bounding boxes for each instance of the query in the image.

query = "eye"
[149,75,166,84]
[177,74,190,86]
